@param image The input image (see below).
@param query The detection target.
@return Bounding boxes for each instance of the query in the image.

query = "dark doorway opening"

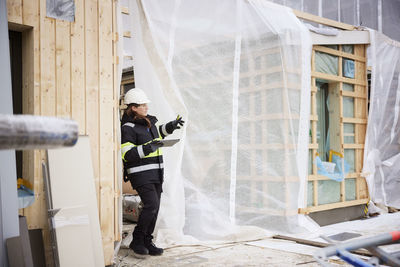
[9,30,23,179]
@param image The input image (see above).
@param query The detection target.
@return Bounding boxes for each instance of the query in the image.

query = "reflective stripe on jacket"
[120,113,170,189]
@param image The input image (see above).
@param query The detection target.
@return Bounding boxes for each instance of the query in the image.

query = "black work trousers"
[132,183,162,245]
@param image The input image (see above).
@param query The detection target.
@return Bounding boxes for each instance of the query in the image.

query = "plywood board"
[48,136,104,267]
[53,206,95,267]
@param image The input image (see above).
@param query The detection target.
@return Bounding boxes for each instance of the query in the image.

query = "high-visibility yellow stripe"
[121,137,163,161]
[121,142,134,162]
[144,137,162,158]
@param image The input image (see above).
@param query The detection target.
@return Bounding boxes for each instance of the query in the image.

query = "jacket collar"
[121,113,158,126]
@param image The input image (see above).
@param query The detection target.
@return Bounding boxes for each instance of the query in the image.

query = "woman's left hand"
[171,116,185,131]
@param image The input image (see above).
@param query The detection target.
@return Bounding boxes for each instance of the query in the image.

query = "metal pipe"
[314,231,400,260]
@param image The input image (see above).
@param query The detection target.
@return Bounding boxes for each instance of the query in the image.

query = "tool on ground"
[314,230,400,267]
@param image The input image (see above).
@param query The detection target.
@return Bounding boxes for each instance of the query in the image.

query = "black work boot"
[129,241,149,258]
[129,234,149,259]
[145,241,163,256]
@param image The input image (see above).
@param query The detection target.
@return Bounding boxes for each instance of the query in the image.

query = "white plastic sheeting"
[131,0,316,246]
[364,30,400,211]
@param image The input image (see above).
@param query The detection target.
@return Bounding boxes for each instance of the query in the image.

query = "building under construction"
[1,0,400,266]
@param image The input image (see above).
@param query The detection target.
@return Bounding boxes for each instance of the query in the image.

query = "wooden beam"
[312,71,367,86]
[7,0,22,24]
[299,198,369,214]
[308,173,360,181]
[293,9,355,30]
[342,90,367,99]
[343,144,364,149]
[342,117,367,124]
[99,0,115,262]
[71,0,86,135]
[314,45,366,62]
[308,143,318,149]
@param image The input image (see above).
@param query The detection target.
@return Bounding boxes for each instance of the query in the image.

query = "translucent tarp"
[364,30,400,211]
[131,0,315,246]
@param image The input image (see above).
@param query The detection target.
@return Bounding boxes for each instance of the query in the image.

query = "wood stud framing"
[300,44,369,214]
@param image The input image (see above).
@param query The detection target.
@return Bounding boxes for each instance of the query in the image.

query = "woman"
[121,88,184,258]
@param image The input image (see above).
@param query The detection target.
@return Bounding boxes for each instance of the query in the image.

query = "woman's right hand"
[143,140,164,155]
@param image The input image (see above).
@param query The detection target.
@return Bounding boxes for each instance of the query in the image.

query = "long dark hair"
[126,103,151,128]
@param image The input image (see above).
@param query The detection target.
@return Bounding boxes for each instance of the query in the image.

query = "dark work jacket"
[121,113,170,189]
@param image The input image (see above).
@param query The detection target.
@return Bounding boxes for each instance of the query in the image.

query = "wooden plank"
[21,0,40,220]
[22,1,56,264]
[308,143,318,149]
[39,3,56,117]
[22,0,40,116]
[358,178,369,199]
[328,83,341,152]
[342,90,366,98]
[343,144,364,149]
[314,45,366,62]
[312,71,366,86]
[113,0,122,242]
[85,0,100,204]
[55,20,71,118]
[342,117,367,124]
[293,10,355,30]
[308,173,359,181]
[71,0,86,134]
[7,0,22,24]
[99,0,115,263]
[299,198,369,214]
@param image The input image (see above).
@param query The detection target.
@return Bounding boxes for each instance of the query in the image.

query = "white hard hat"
[124,88,151,105]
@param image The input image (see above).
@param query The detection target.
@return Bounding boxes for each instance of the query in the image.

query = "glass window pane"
[344,123,355,144]
[345,178,356,201]
[309,150,313,175]
[342,45,354,54]
[307,181,314,206]
[318,180,341,204]
[343,59,355,78]
[344,149,355,173]
[343,83,354,92]
[343,97,354,117]
[315,52,338,75]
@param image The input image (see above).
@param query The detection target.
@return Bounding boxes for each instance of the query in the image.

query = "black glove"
[143,140,164,155]
[166,117,185,134]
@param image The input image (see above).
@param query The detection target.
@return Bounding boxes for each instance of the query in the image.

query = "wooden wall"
[7,0,119,265]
